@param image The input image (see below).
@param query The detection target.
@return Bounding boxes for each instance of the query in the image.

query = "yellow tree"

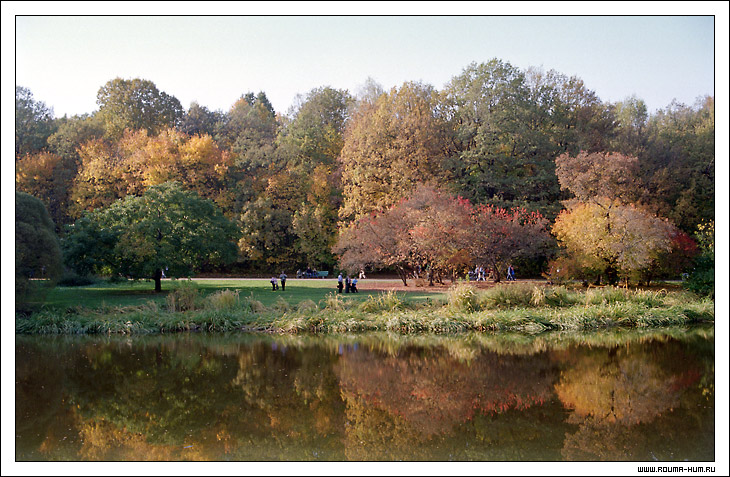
[552,200,675,285]
[338,82,453,221]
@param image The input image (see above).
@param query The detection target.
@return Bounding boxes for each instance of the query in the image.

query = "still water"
[15,327,714,462]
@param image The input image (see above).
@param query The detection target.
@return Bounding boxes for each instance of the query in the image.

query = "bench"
[317,271,329,278]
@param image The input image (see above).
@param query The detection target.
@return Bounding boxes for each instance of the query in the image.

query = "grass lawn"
[38,278,445,311]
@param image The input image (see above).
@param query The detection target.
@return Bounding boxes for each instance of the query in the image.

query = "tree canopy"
[15,65,714,283]
[63,182,238,291]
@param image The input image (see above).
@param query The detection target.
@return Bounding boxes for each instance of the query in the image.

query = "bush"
[684,254,714,298]
[480,283,535,309]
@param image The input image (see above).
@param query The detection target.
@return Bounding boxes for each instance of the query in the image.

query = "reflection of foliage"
[555,339,713,461]
[14,330,714,462]
[337,347,556,436]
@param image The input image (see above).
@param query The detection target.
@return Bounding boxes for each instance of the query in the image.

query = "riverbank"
[16,283,714,335]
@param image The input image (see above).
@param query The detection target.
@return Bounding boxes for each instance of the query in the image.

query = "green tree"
[64,182,238,292]
[179,101,224,137]
[15,191,63,309]
[15,86,57,158]
[642,97,714,232]
[96,78,183,138]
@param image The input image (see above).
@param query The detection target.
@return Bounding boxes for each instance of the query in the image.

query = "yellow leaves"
[553,201,675,274]
[72,129,230,212]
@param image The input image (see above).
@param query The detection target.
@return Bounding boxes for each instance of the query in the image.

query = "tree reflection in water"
[14,329,714,461]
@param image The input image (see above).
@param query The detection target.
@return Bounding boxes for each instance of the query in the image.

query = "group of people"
[469,265,517,281]
[297,267,319,278]
[270,272,287,291]
[336,273,358,293]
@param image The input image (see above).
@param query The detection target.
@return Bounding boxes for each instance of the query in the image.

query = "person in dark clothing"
[270,276,278,291]
[351,277,358,293]
[279,272,287,291]
[337,273,344,293]
[345,275,351,293]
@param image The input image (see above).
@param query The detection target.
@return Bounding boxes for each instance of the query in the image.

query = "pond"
[15,327,715,463]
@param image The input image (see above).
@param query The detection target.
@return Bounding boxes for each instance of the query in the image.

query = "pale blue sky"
[11,14,718,117]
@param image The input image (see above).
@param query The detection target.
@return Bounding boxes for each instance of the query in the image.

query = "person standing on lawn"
[279,272,287,291]
[337,273,344,293]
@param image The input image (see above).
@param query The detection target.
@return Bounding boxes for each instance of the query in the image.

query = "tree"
[96,78,183,138]
[179,101,223,137]
[64,182,238,292]
[555,150,643,206]
[338,81,453,221]
[552,201,675,285]
[16,192,63,309]
[335,185,473,285]
[15,151,74,230]
[469,204,553,282]
[70,128,232,216]
[641,97,714,232]
[16,86,57,158]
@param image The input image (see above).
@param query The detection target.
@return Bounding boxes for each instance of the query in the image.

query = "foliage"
[166,280,201,312]
[70,128,231,216]
[684,220,714,297]
[96,77,183,138]
[552,201,676,284]
[15,151,75,229]
[63,182,238,292]
[15,192,63,310]
[15,86,56,158]
[338,81,452,221]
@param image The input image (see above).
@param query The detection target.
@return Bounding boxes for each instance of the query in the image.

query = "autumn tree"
[554,150,678,284]
[15,151,75,229]
[70,128,231,216]
[338,81,453,221]
[469,204,553,282]
[335,186,473,285]
[552,201,675,285]
[96,78,183,138]
[63,182,238,292]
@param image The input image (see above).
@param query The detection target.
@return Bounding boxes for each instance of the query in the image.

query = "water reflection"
[15,328,714,461]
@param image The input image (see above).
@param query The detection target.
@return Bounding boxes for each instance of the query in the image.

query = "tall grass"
[16,283,714,335]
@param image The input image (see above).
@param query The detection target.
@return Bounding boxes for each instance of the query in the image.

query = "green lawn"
[38,278,444,311]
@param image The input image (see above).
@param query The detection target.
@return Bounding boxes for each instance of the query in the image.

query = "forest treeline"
[15,58,714,289]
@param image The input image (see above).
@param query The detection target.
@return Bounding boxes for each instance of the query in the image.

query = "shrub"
[584,286,629,305]
[58,270,98,287]
[297,299,319,313]
[321,292,345,311]
[243,295,267,313]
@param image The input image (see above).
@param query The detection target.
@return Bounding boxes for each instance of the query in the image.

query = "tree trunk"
[154,268,163,293]
[397,267,408,286]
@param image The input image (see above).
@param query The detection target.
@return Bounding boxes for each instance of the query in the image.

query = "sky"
[8,7,722,118]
